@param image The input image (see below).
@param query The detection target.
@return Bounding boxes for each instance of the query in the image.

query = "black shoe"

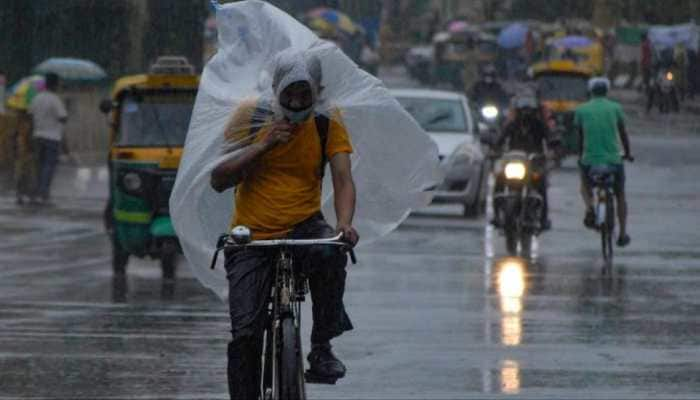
[617,234,630,247]
[306,344,346,381]
[583,208,595,229]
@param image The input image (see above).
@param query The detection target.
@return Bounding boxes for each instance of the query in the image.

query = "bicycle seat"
[588,165,616,187]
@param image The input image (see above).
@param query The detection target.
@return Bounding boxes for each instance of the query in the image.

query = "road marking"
[484,173,495,259]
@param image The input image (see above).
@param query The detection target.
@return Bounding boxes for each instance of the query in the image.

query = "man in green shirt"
[574,77,634,247]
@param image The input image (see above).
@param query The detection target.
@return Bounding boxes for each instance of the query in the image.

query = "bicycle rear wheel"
[601,195,615,263]
[279,316,305,400]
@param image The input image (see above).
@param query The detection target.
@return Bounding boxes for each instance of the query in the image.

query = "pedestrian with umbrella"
[5,75,46,204]
[28,72,68,205]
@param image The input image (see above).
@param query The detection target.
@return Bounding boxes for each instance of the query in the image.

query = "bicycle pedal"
[304,370,338,385]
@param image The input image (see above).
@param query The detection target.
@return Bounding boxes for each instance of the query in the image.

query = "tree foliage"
[0,0,206,85]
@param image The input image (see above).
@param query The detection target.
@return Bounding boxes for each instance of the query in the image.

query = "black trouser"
[224,213,353,400]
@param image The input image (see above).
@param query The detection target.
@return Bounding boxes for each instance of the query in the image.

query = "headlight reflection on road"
[497,258,526,347]
[501,359,521,394]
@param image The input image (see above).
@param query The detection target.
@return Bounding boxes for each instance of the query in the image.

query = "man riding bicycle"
[575,77,633,247]
[210,50,359,400]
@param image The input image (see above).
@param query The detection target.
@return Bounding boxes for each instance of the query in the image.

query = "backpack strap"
[249,99,274,136]
[315,114,330,180]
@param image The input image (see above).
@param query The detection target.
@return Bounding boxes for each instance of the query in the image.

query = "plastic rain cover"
[170,0,441,299]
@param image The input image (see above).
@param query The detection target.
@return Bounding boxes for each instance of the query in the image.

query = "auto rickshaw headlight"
[122,172,143,192]
[504,162,526,180]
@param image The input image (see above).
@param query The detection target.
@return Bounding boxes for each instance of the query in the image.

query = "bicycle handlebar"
[226,233,346,247]
[210,233,357,270]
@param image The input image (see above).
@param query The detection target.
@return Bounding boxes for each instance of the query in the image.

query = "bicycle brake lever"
[210,248,221,270]
[210,234,229,270]
[349,249,357,265]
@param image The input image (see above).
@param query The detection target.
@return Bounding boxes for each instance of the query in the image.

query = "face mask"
[283,106,313,123]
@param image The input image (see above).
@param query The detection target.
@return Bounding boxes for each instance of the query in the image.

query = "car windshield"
[537,75,589,102]
[117,91,195,147]
[396,97,468,133]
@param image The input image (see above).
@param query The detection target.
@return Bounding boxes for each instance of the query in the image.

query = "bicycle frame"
[211,231,353,400]
[263,249,303,400]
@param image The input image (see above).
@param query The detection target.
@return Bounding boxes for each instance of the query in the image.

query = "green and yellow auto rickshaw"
[100,56,198,278]
[532,60,592,155]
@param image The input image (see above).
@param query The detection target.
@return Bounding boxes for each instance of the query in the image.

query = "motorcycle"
[649,69,680,114]
[493,151,546,255]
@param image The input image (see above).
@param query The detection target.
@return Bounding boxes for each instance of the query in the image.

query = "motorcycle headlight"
[122,172,142,192]
[666,71,674,81]
[481,105,499,120]
[504,162,526,180]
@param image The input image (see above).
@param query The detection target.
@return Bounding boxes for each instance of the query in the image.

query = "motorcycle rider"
[469,64,510,113]
[575,77,633,247]
[210,51,359,399]
[491,93,557,231]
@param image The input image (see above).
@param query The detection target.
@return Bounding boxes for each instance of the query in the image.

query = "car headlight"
[122,172,143,192]
[481,105,499,120]
[504,162,526,180]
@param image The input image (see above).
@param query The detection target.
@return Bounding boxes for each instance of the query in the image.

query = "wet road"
[2,82,700,399]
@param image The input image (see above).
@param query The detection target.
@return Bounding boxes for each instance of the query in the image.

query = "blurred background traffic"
[2,0,700,175]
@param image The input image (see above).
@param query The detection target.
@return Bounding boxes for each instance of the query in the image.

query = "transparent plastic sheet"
[170,0,441,298]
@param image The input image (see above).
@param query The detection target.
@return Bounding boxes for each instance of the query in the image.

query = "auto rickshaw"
[532,60,592,155]
[433,29,480,90]
[99,56,198,278]
[545,37,604,75]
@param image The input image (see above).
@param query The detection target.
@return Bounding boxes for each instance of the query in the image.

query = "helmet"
[512,95,538,110]
[483,64,496,83]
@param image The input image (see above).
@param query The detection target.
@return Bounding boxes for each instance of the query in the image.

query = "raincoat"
[170,0,441,298]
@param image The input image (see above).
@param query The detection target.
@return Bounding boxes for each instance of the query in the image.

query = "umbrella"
[5,75,45,111]
[307,7,358,35]
[308,18,335,37]
[448,20,470,34]
[552,35,594,49]
[498,23,529,49]
[33,57,107,83]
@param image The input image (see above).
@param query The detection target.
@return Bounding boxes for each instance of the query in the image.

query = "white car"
[392,89,488,217]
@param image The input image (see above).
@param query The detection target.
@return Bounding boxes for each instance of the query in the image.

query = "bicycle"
[210,226,356,400]
[589,165,616,264]
[588,157,633,266]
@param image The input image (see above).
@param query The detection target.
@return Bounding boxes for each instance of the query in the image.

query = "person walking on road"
[28,73,68,205]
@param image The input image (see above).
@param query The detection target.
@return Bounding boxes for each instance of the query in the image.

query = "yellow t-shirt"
[225,100,353,239]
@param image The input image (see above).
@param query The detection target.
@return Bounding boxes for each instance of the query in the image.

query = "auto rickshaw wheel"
[161,241,178,282]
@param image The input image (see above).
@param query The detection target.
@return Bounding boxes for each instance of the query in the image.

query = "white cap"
[588,76,611,92]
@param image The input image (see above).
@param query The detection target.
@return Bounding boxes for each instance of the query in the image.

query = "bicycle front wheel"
[279,316,305,400]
